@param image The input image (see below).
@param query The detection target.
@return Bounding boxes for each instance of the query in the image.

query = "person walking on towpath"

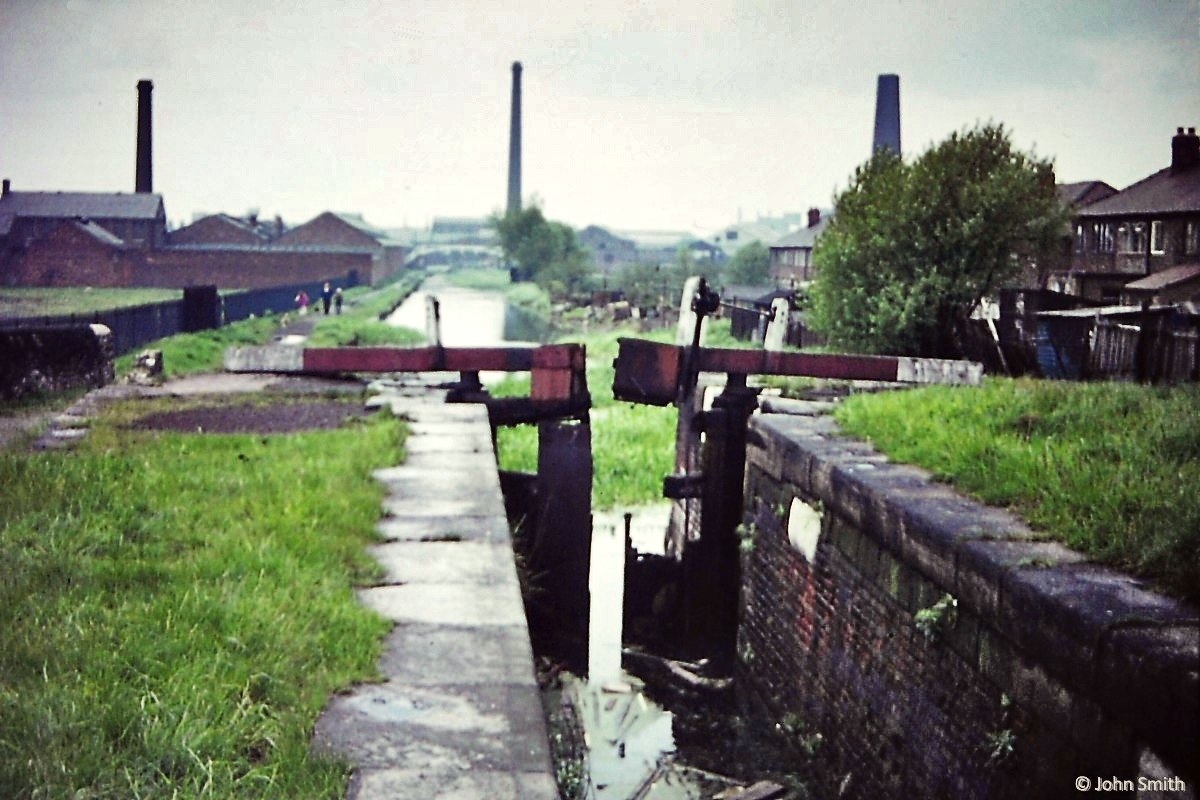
[334,287,344,314]
[295,289,310,315]
[321,282,333,315]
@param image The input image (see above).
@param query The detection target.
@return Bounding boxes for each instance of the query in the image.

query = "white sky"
[1,0,1198,234]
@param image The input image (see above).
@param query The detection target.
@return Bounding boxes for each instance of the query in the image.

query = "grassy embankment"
[0,278,430,793]
[0,399,403,797]
[111,275,425,378]
[835,379,1200,599]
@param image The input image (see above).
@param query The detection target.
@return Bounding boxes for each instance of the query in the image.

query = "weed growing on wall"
[914,593,958,643]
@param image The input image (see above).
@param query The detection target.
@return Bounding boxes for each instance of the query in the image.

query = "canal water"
[387,280,713,798]
[387,276,510,346]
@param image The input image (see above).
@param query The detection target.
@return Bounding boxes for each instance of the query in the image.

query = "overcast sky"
[2,0,1198,234]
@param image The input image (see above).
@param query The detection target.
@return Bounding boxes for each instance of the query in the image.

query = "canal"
[387,277,734,798]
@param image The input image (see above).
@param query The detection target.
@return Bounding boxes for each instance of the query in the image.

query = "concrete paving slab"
[373,467,503,505]
[358,583,527,628]
[400,449,498,474]
[315,385,556,798]
[376,625,539,687]
[375,514,511,543]
[381,495,502,520]
[348,768,558,800]
[404,432,494,455]
[368,542,521,586]
[314,682,551,772]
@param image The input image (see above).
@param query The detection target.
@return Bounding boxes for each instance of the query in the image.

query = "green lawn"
[0,398,402,798]
[835,379,1200,600]
[0,287,180,318]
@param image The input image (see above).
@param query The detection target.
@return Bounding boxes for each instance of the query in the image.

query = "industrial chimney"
[135,79,153,193]
[507,62,522,216]
[872,74,901,156]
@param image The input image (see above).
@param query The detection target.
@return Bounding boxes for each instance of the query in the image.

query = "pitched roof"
[73,220,126,246]
[1076,166,1200,217]
[770,216,831,249]
[1123,263,1200,292]
[1056,181,1118,208]
[0,190,165,220]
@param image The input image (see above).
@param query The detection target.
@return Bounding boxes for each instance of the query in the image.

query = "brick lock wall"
[737,411,1198,800]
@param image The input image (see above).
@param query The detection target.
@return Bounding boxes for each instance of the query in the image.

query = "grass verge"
[835,378,1200,599]
[306,275,425,347]
[0,287,180,317]
[0,399,402,797]
[114,314,285,379]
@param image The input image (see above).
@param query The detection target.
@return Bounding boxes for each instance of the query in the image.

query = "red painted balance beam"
[612,338,982,405]
[301,344,587,402]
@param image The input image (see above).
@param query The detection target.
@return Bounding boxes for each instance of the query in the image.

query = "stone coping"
[746,411,1199,774]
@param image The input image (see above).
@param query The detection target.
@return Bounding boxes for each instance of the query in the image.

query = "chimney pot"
[1,178,9,197]
[1171,125,1200,174]
[807,207,821,228]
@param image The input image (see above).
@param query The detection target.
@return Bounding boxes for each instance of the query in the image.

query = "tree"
[809,123,1067,358]
[723,240,771,285]
[491,205,590,297]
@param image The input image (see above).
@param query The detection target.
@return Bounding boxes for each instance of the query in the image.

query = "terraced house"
[1056,127,1200,303]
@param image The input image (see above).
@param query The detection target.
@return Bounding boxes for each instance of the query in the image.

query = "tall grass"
[835,379,1200,599]
[0,401,403,797]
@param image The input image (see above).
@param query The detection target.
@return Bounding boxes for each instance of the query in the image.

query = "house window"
[1186,222,1199,255]
[1074,224,1085,254]
[1150,221,1166,254]
[1117,222,1146,253]
[1093,222,1114,253]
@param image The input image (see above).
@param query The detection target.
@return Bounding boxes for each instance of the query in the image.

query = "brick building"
[1,194,401,290]
[168,213,283,246]
[0,179,167,258]
[1054,127,1200,302]
[769,208,830,285]
[278,212,407,285]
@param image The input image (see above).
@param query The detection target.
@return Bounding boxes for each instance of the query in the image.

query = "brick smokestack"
[507,62,522,216]
[135,79,153,193]
[872,74,901,156]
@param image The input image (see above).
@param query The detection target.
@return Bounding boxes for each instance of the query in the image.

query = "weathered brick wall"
[136,248,371,289]
[6,239,372,290]
[738,410,1198,800]
[0,324,114,400]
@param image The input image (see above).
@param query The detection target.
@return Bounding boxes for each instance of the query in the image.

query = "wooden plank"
[699,348,902,382]
[303,346,439,372]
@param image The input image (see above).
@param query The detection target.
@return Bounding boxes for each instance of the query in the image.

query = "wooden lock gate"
[610,278,984,670]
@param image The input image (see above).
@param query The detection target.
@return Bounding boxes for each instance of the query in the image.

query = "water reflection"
[577,506,729,800]
[387,283,509,346]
